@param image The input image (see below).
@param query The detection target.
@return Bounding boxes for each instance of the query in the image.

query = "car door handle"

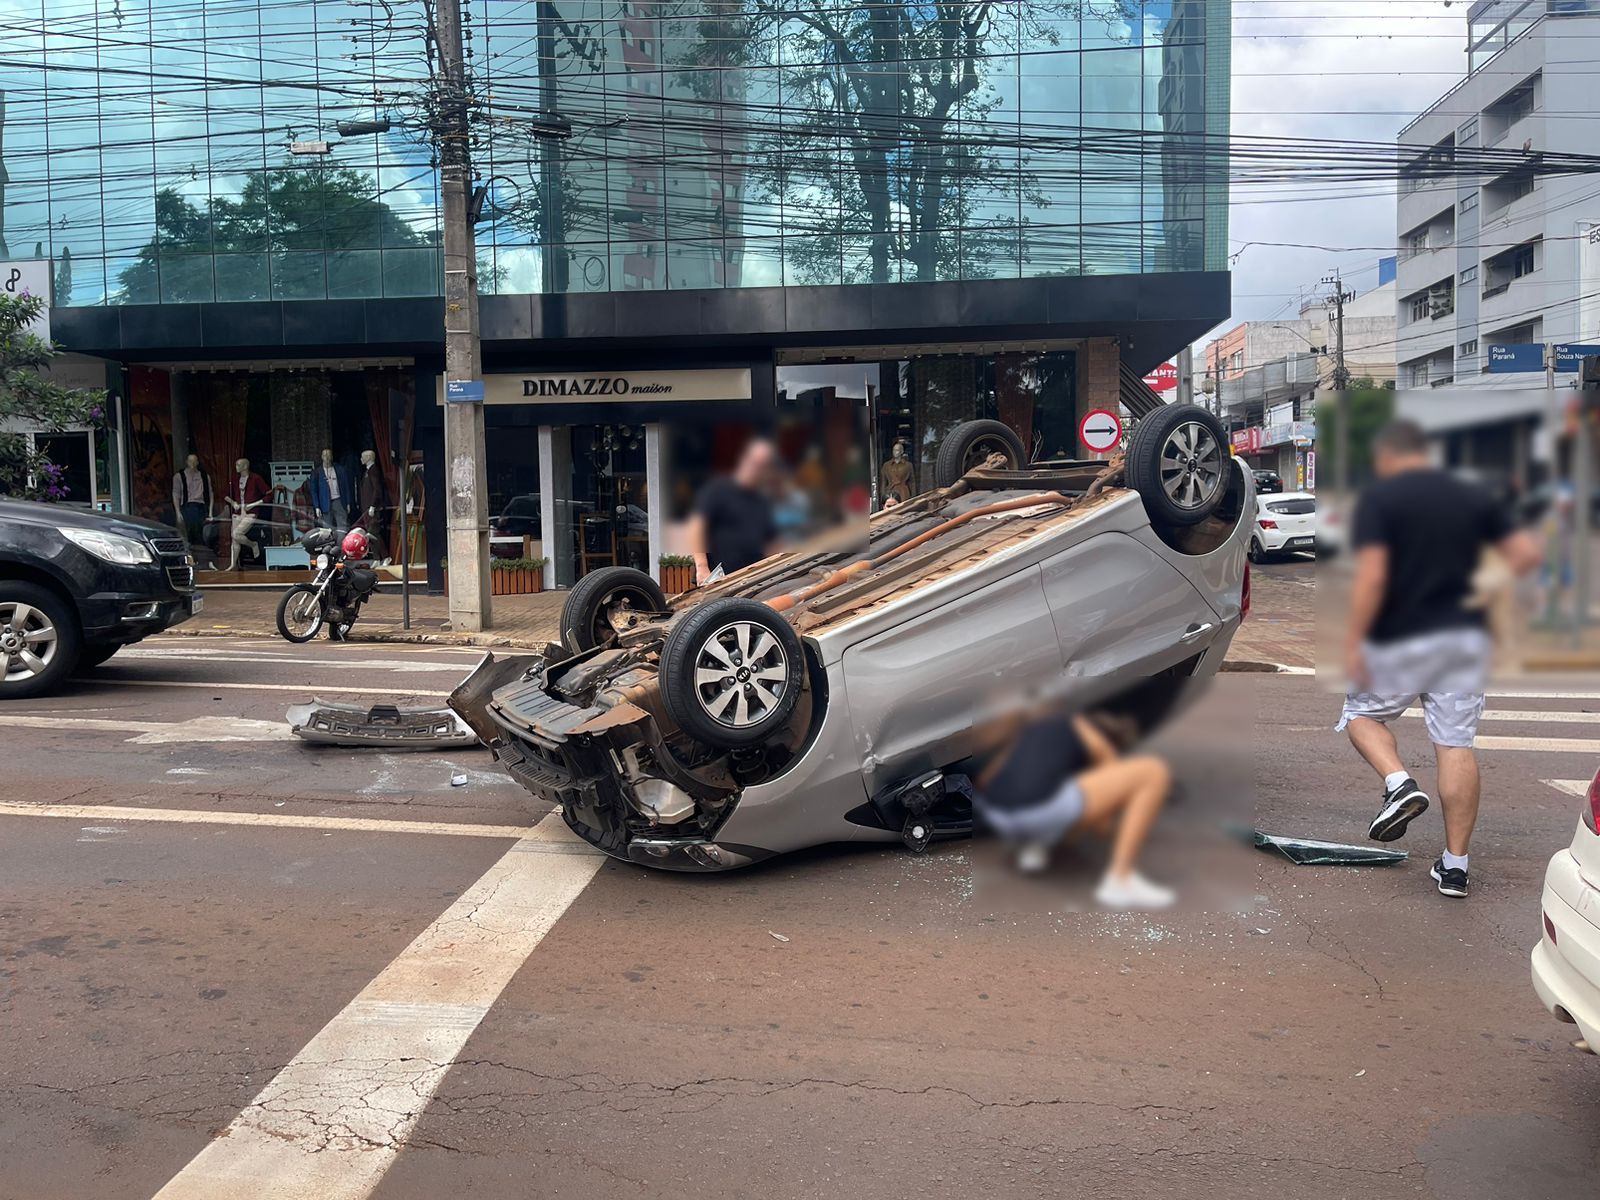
[1179,622,1215,643]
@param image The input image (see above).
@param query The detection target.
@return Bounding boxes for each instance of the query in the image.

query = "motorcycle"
[275,528,381,643]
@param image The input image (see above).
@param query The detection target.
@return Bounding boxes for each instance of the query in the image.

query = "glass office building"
[2,0,1228,305]
[4,2,1230,586]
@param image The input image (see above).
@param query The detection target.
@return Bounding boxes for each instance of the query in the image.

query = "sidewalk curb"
[1221,659,1314,675]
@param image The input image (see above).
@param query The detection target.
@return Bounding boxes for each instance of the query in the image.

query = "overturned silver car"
[450,404,1252,872]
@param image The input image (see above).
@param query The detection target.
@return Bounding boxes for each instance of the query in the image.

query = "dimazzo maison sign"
[436,368,752,405]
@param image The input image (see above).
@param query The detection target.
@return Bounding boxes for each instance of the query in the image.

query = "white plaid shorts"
[1335,627,1491,749]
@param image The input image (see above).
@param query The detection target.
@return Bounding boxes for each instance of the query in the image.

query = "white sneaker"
[1015,841,1051,873]
[1094,870,1176,911]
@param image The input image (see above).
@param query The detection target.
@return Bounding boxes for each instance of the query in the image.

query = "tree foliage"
[1315,378,1396,486]
[117,168,437,301]
[0,292,105,500]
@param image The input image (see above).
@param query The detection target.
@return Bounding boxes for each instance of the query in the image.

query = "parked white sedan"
[1248,490,1316,563]
[1532,769,1600,1055]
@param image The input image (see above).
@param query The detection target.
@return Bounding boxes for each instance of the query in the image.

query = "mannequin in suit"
[357,449,392,563]
[309,448,352,530]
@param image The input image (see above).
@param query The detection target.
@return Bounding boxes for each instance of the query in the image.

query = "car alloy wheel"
[693,619,791,729]
[1158,419,1225,513]
[0,601,57,682]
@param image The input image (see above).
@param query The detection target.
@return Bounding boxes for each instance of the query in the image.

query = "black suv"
[0,499,201,698]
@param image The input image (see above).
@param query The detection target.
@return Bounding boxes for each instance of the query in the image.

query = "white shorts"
[974,779,1088,844]
[1335,627,1491,749]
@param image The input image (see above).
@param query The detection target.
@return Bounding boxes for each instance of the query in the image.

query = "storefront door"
[539,422,656,589]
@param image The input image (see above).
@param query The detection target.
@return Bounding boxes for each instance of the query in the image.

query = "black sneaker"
[1430,858,1469,898]
[1368,777,1430,842]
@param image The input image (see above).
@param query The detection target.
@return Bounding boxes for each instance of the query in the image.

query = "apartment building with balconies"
[1395,0,1600,392]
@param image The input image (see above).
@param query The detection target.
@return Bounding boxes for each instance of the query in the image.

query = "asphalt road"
[3,635,1599,1199]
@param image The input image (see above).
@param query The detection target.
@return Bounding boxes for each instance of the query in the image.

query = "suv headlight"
[61,528,154,565]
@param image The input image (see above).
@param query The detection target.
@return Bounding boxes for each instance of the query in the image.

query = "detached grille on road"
[150,537,187,556]
[166,564,195,590]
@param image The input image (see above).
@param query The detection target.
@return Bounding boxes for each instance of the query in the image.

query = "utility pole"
[433,0,491,631]
[1323,270,1352,495]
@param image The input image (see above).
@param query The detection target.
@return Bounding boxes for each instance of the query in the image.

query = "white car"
[1248,490,1316,562]
[1532,771,1600,1055]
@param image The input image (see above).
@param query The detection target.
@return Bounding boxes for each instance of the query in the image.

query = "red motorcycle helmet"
[340,528,370,560]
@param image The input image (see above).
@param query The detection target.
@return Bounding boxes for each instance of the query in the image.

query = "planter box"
[441,567,546,596]
[492,566,544,596]
[660,564,695,595]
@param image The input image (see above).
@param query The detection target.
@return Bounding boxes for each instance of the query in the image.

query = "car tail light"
[1258,519,1278,530]
[1241,563,1252,621]
[1544,912,1558,945]
[1584,767,1600,833]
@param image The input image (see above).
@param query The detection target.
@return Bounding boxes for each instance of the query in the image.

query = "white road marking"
[1489,689,1600,701]
[118,648,475,673]
[151,814,603,1200]
[90,678,452,698]
[1543,779,1591,798]
[0,801,549,841]
[1403,708,1600,724]
[1474,735,1600,754]
[0,714,287,743]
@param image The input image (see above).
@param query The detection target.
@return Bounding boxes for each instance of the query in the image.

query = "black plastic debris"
[286,699,477,749]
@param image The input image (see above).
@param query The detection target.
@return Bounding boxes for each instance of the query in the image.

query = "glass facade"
[0,1,1228,307]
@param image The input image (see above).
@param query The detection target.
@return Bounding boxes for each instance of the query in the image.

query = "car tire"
[1248,538,1265,564]
[0,581,81,700]
[934,420,1028,488]
[561,566,667,654]
[75,643,122,672]
[660,597,805,749]
[1126,403,1230,528]
[276,584,326,643]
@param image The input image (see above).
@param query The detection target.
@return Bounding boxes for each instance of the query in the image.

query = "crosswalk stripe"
[1474,735,1600,754]
[1544,780,1590,798]
[1403,708,1600,725]
[150,813,603,1200]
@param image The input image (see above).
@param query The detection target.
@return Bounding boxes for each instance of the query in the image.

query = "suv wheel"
[1126,404,1230,528]
[660,598,804,749]
[0,582,81,700]
[934,420,1028,489]
[561,566,668,654]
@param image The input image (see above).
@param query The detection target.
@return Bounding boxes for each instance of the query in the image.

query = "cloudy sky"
[1220,0,1469,331]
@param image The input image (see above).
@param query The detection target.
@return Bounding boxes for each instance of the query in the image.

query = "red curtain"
[128,367,173,522]
[189,376,248,483]
[364,371,396,504]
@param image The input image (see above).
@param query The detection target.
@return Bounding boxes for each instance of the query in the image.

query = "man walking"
[1338,420,1541,897]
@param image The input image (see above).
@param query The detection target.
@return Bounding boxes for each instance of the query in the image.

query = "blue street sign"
[1555,344,1600,371]
[445,379,485,403]
[1486,343,1545,373]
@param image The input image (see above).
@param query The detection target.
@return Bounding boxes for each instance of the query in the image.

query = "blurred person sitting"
[973,707,1176,910]
[689,437,778,585]
[1338,419,1542,899]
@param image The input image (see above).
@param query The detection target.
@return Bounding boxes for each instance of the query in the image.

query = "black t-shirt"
[1352,468,1513,644]
[695,477,775,574]
[982,716,1087,812]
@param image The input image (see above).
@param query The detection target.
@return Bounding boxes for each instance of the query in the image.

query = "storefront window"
[779,349,1077,515]
[127,365,411,569]
[547,424,651,588]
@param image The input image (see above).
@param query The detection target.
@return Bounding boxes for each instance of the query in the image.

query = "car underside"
[451,408,1252,871]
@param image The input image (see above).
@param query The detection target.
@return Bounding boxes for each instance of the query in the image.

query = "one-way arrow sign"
[1079,407,1123,455]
